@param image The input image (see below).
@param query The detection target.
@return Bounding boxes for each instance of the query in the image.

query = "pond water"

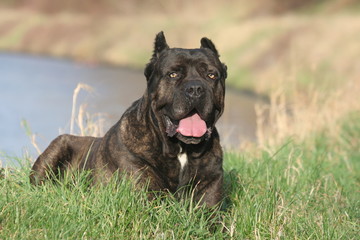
[0,53,261,166]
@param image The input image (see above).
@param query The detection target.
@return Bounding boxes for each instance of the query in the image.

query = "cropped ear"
[200,37,219,57]
[153,31,169,58]
[222,63,228,79]
[145,31,169,80]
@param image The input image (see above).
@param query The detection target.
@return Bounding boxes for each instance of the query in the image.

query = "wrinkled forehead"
[159,48,220,67]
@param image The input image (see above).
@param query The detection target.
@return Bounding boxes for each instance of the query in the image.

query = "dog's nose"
[184,81,204,98]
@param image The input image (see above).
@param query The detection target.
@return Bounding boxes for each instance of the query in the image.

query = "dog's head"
[142,32,227,147]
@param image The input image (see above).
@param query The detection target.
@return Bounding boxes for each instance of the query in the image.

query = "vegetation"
[1,1,359,238]
[1,113,359,239]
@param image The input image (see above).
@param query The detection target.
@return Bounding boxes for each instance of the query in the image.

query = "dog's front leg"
[178,164,223,207]
[30,134,96,184]
[181,135,224,207]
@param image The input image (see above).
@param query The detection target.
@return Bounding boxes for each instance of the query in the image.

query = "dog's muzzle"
[165,114,212,144]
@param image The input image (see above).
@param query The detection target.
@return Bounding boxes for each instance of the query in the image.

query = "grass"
[1,113,359,239]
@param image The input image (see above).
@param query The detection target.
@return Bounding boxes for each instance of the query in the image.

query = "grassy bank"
[1,113,359,239]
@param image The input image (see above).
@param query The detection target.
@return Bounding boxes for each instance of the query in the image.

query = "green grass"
[1,113,359,239]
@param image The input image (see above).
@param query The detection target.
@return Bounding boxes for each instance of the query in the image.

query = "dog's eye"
[207,73,217,80]
[169,72,178,78]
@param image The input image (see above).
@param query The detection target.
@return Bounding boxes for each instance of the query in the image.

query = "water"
[0,53,260,166]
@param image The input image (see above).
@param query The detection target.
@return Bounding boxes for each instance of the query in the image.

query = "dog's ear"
[145,31,169,80]
[222,63,228,79]
[154,31,169,58]
[200,37,219,57]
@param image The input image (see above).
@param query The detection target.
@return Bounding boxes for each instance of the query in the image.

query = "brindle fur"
[30,32,227,207]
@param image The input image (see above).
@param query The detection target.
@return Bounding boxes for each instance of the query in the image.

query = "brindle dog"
[30,32,227,207]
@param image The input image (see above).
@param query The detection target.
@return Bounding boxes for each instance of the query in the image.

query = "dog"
[30,32,227,207]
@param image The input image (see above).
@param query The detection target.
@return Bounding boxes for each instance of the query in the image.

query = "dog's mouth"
[165,111,212,144]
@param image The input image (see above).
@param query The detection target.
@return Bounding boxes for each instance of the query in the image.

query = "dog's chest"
[177,152,188,171]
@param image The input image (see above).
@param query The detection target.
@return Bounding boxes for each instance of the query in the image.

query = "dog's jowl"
[30,32,227,207]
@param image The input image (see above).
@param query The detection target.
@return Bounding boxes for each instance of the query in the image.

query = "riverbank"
[0,6,359,93]
[1,6,360,148]
[0,53,262,159]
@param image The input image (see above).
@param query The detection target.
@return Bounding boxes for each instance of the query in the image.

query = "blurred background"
[0,0,360,162]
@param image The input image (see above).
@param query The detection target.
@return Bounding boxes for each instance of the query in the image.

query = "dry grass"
[68,83,105,137]
[20,83,105,156]
[20,119,42,155]
[255,71,360,150]
[70,83,92,134]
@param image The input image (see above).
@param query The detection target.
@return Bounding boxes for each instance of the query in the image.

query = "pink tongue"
[177,113,207,137]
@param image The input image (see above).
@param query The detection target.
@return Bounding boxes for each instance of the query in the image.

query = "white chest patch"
[178,152,188,170]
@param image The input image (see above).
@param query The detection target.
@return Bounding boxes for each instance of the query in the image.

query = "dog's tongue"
[177,113,207,137]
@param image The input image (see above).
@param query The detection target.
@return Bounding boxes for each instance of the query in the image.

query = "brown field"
[1,0,359,148]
